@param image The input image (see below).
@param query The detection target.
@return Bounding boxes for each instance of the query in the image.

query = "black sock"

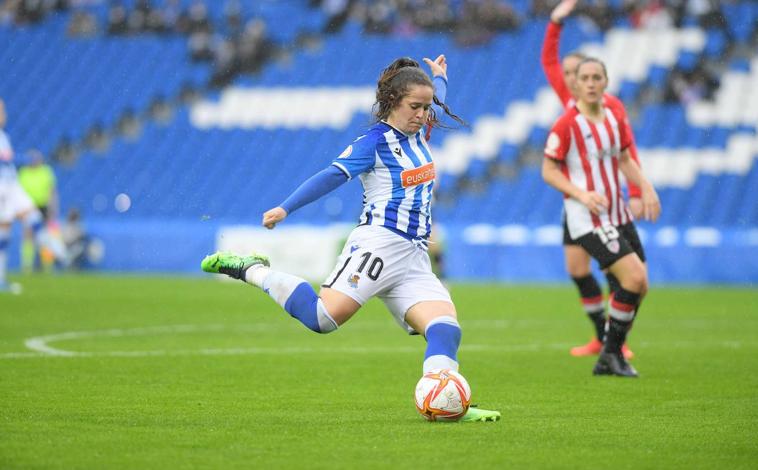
[605,272,621,296]
[606,288,641,353]
[588,310,606,342]
[572,275,605,341]
[605,317,632,353]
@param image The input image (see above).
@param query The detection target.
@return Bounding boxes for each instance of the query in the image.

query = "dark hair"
[575,57,608,80]
[373,57,465,129]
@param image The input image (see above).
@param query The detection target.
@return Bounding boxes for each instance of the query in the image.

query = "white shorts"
[322,225,452,334]
[0,181,35,223]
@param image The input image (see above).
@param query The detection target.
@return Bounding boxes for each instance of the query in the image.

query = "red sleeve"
[541,21,573,107]
[544,116,572,162]
[606,95,642,198]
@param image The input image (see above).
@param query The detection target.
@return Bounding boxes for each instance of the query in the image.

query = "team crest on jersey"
[606,240,620,254]
[545,132,560,157]
[338,145,353,159]
[348,273,360,288]
[401,162,435,188]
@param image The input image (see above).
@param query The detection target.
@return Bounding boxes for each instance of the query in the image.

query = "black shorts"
[568,222,646,270]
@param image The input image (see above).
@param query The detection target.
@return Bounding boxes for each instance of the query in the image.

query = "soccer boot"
[0,282,22,295]
[570,338,603,356]
[621,343,635,360]
[461,406,501,422]
[592,350,638,378]
[571,338,634,360]
[201,251,270,280]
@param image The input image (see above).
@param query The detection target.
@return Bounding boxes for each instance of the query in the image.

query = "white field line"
[0,324,751,360]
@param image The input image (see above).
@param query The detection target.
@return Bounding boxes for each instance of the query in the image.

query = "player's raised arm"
[542,0,579,106]
[262,165,349,229]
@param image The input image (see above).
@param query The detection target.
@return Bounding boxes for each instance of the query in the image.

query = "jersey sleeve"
[544,117,572,162]
[330,132,378,180]
[541,21,573,107]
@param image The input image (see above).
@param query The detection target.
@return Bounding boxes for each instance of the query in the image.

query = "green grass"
[1,275,757,469]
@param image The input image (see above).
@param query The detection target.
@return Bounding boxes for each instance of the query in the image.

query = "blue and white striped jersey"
[0,129,17,182]
[331,122,436,240]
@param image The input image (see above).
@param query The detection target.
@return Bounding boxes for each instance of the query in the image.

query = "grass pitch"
[1,275,756,469]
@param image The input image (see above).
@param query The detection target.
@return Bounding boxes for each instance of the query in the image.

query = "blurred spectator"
[116,108,142,139]
[106,3,128,35]
[411,0,455,33]
[321,0,356,34]
[84,122,110,152]
[51,137,78,166]
[457,0,521,46]
[61,208,90,270]
[627,0,673,30]
[223,0,242,36]
[688,0,728,31]
[663,60,719,104]
[18,149,59,272]
[575,0,614,31]
[178,81,202,104]
[67,9,97,37]
[189,29,214,61]
[147,95,173,123]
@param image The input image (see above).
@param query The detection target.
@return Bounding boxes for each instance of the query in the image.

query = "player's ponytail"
[373,57,465,129]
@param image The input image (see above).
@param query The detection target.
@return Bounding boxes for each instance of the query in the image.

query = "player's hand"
[578,191,608,215]
[627,197,643,219]
[551,0,579,24]
[423,55,447,79]
[262,207,287,229]
[641,186,661,223]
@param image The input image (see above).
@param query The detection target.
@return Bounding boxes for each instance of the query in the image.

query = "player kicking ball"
[202,56,499,421]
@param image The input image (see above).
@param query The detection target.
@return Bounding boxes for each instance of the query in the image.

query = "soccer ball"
[414,369,471,421]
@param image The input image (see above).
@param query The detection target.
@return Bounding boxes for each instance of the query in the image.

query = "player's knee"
[621,269,647,294]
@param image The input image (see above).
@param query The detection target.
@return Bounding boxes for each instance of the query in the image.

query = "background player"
[542,0,646,359]
[201,55,500,421]
[0,99,67,293]
[542,57,661,377]
[18,148,59,273]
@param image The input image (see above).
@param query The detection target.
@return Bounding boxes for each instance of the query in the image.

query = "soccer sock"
[21,239,34,272]
[423,316,461,373]
[245,267,337,334]
[572,275,606,341]
[0,227,9,284]
[605,272,621,296]
[24,211,67,263]
[606,288,640,353]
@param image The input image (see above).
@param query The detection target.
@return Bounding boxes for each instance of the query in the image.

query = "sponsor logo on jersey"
[338,145,353,159]
[350,243,360,253]
[393,147,402,157]
[401,162,435,188]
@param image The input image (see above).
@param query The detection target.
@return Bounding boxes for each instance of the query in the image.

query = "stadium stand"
[0,0,756,282]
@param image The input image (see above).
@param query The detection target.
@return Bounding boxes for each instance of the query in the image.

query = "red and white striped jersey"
[544,106,633,239]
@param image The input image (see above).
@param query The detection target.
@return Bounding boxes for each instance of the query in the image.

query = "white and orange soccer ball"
[414,369,472,421]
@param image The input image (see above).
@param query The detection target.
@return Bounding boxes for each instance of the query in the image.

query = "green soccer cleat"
[461,406,501,422]
[201,251,270,281]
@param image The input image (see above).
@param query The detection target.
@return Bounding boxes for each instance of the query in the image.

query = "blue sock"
[259,270,338,334]
[0,227,8,285]
[423,316,461,373]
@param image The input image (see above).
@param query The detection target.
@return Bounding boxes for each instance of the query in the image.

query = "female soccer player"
[542,57,661,377]
[0,98,67,293]
[202,56,500,421]
[542,0,645,359]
